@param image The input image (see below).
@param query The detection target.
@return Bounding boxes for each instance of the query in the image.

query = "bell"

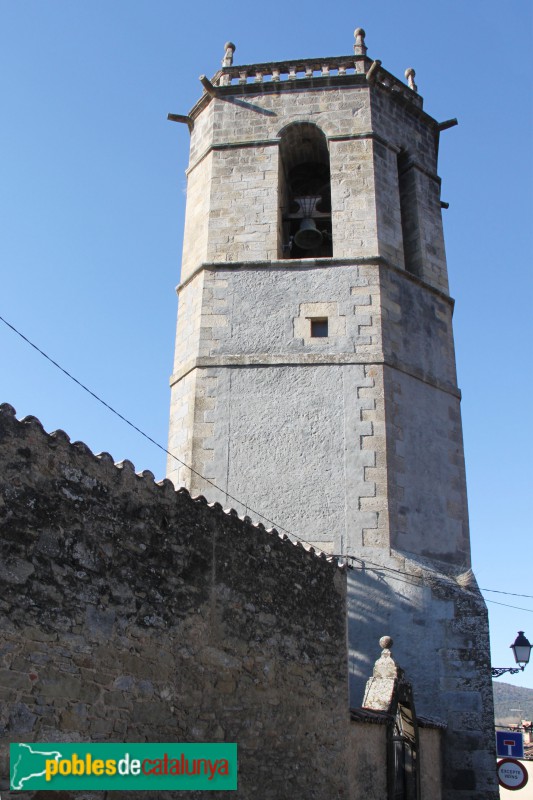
[294,218,323,250]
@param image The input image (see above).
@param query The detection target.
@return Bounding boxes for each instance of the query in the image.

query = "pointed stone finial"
[362,635,403,711]
[222,41,236,68]
[354,28,367,56]
[405,67,418,93]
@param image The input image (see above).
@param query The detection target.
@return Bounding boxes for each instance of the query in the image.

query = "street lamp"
[492,631,532,678]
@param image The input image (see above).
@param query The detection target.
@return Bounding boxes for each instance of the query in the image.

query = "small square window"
[310,318,328,338]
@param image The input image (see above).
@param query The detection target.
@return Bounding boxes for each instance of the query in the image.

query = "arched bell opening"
[278,123,333,259]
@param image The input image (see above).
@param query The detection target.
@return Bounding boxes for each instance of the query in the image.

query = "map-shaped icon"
[10,743,63,790]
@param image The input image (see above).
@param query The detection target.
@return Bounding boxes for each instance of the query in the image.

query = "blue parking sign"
[496,731,524,758]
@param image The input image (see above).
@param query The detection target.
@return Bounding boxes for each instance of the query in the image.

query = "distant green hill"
[493,682,533,726]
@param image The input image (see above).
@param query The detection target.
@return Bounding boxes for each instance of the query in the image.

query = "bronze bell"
[294,217,323,250]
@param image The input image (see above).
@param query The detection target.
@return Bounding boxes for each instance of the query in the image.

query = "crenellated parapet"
[194,28,423,116]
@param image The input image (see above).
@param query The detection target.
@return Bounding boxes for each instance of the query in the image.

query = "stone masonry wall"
[181,80,445,290]
[181,151,213,280]
[370,87,448,293]
[0,404,350,800]
[168,258,462,561]
[167,262,390,555]
[179,85,377,276]
[379,264,469,563]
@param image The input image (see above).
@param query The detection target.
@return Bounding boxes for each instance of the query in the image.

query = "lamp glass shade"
[511,631,532,665]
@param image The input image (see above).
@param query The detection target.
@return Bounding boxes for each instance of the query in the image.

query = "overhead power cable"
[481,589,533,600]
[484,599,533,614]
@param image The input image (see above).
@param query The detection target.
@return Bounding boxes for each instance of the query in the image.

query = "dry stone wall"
[0,404,350,799]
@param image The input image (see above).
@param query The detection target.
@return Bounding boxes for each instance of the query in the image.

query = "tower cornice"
[187,56,432,124]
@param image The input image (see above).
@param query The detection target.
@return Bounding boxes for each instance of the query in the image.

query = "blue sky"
[1,1,532,688]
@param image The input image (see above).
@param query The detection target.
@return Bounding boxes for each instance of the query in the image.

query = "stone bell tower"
[168,30,497,799]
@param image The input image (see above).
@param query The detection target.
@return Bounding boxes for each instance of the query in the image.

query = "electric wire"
[481,589,533,600]
[484,599,533,614]
[2,312,532,615]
